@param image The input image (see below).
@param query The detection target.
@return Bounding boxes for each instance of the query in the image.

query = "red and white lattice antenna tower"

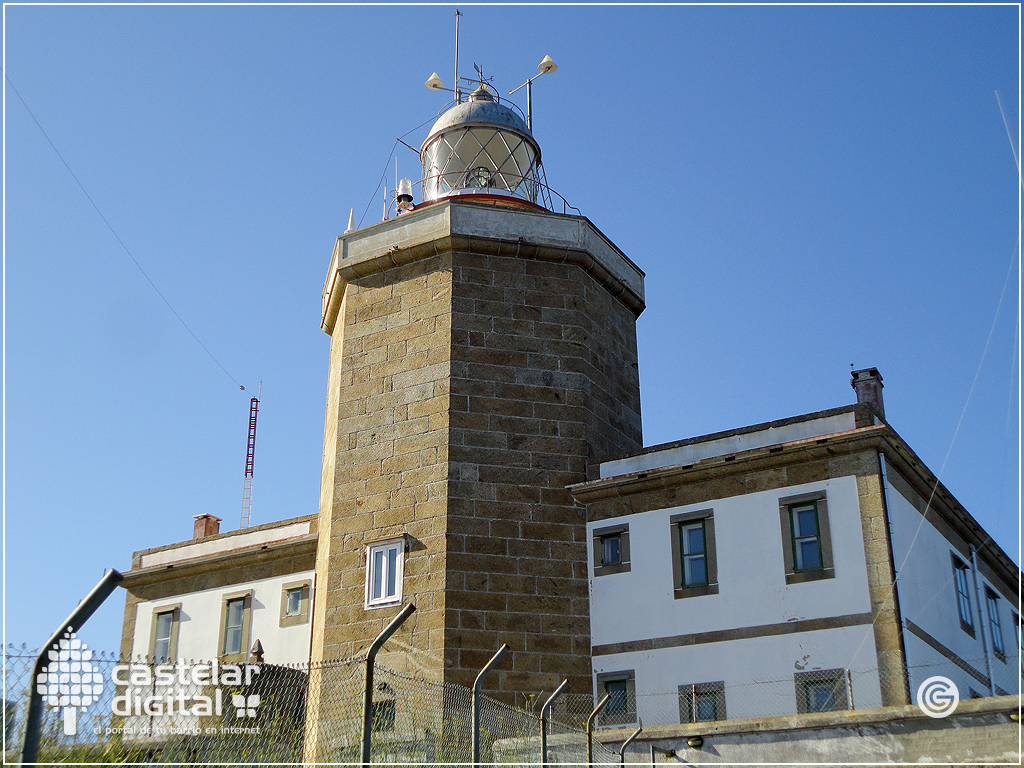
[240,382,262,529]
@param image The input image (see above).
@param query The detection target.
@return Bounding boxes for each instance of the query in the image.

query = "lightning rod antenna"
[240,381,262,528]
[454,9,462,104]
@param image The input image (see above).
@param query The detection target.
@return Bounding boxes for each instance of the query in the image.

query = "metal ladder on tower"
[240,396,260,528]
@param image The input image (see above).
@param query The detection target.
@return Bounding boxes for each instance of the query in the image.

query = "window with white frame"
[365,539,405,608]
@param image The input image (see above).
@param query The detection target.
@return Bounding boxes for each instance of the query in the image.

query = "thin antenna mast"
[240,382,262,529]
[454,9,462,103]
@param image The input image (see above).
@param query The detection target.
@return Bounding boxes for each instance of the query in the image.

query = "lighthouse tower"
[309,63,645,709]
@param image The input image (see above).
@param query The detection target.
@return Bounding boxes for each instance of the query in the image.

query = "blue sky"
[4,4,1020,656]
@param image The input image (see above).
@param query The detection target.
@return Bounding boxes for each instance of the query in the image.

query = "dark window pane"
[684,555,706,586]
[605,680,628,715]
[602,535,621,565]
[797,540,821,570]
[796,508,817,537]
[387,547,398,597]
[806,681,841,712]
[685,525,705,555]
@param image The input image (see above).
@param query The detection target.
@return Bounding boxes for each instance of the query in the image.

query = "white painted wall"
[593,626,883,724]
[884,466,1020,697]
[589,476,871,646]
[131,571,314,665]
[600,413,857,478]
[588,476,879,721]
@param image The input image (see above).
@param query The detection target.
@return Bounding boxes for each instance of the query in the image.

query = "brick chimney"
[851,367,884,420]
[192,514,222,539]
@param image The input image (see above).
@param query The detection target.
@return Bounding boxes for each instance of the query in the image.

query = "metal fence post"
[618,721,642,766]
[587,693,611,767]
[20,568,123,765]
[472,644,508,767]
[361,603,415,766]
[540,679,569,766]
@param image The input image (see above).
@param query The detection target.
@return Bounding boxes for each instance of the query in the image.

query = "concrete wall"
[130,571,313,665]
[596,695,1020,764]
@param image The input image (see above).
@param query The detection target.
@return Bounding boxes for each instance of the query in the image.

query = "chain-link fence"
[3,645,621,764]
[4,643,1018,764]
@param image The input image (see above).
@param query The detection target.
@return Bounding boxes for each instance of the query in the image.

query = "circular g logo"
[916,676,959,718]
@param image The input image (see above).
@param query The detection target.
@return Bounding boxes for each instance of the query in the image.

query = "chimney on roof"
[193,514,222,539]
[851,367,884,420]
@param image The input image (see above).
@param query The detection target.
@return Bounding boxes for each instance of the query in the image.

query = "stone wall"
[312,202,645,702]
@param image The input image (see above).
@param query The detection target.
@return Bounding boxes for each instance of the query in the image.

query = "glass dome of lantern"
[420,82,551,209]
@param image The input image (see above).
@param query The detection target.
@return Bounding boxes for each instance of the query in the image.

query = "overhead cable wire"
[845,237,1020,675]
[4,69,250,394]
[356,110,450,229]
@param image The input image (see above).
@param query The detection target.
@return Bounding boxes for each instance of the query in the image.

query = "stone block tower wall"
[310,201,644,702]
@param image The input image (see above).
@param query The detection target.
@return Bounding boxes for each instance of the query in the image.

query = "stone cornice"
[130,513,316,565]
[569,426,889,502]
[321,200,646,334]
[120,534,317,589]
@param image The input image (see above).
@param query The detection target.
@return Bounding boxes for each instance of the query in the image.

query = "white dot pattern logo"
[232,694,261,718]
[916,675,959,718]
[35,630,104,735]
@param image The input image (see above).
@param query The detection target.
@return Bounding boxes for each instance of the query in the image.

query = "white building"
[120,514,316,667]
[570,368,1020,727]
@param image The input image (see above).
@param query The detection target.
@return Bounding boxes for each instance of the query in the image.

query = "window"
[592,524,630,576]
[218,590,252,662]
[280,580,311,627]
[149,604,180,665]
[365,539,405,608]
[678,681,725,723]
[791,504,822,570]
[985,588,1005,660]
[680,521,708,586]
[596,671,636,726]
[951,555,975,636]
[795,669,848,714]
[778,492,834,585]
[669,510,718,598]
[1013,611,1023,676]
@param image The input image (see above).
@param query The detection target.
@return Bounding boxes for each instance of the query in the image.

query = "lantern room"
[419,83,549,209]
